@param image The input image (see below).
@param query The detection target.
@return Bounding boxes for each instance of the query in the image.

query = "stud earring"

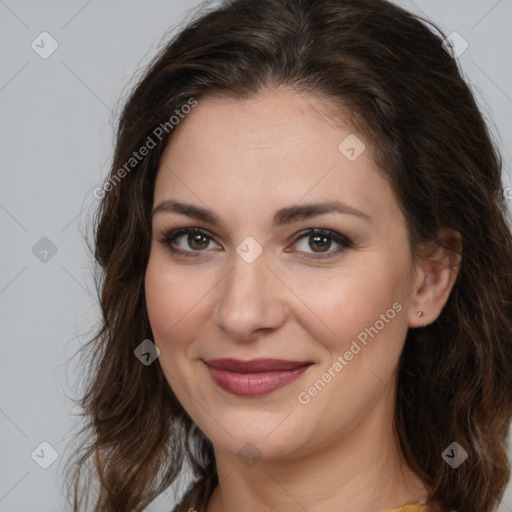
[417,311,427,327]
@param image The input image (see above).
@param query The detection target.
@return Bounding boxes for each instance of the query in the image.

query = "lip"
[204,358,313,396]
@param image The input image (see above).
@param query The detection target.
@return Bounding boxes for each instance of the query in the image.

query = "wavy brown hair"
[63,0,512,511]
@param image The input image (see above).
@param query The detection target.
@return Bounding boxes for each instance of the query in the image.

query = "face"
[145,87,418,461]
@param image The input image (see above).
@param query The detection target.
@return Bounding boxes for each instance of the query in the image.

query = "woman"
[64,0,512,511]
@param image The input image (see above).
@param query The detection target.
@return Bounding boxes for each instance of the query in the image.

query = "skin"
[144,86,460,512]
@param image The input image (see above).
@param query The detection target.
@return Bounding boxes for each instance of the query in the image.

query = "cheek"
[144,254,204,394]
[145,272,175,340]
[144,253,195,347]
[145,248,206,325]
[288,261,407,356]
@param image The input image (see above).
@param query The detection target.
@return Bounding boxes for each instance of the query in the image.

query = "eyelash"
[157,226,353,261]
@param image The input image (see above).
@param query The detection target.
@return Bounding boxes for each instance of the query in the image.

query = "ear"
[407,228,462,328]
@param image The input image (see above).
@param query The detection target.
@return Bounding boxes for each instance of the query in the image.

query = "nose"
[213,250,288,342]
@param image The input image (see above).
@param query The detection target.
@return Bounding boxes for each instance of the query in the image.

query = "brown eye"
[158,227,219,258]
[288,229,352,260]
[309,234,332,252]
[186,232,210,250]
[158,227,352,261]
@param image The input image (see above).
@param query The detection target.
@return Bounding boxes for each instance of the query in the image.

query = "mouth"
[203,358,314,396]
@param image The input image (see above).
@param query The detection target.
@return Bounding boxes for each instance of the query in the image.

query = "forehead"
[153,87,399,229]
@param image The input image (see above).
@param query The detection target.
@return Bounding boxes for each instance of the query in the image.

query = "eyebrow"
[151,199,371,228]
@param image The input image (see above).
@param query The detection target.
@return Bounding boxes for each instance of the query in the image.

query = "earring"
[417,311,427,327]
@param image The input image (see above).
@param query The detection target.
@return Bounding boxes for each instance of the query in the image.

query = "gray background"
[1,1,511,511]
